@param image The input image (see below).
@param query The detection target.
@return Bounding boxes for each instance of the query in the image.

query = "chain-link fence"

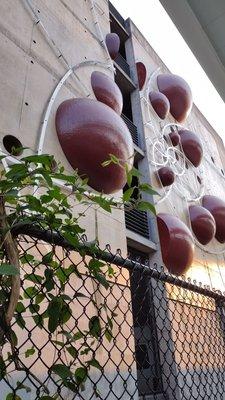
[1,225,225,399]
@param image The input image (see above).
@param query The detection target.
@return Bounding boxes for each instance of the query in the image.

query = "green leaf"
[89,316,101,339]
[89,259,105,272]
[137,201,156,215]
[66,346,78,358]
[139,183,158,196]
[73,331,84,341]
[16,302,26,313]
[44,268,54,291]
[0,263,19,275]
[109,154,120,164]
[15,314,26,329]
[24,273,43,284]
[62,232,79,248]
[47,297,63,332]
[105,328,113,342]
[29,304,40,314]
[16,380,31,393]
[35,293,45,304]
[130,166,141,177]
[92,196,112,213]
[33,314,43,328]
[59,303,72,324]
[107,316,113,330]
[24,286,39,299]
[6,395,22,400]
[21,154,53,166]
[25,347,35,358]
[94,272,109,289]
[11,331,18,347]
[42,251,53,264]
[87,358,102,371]
[123,187,134,202]
[20,254,34,264]
[51,364,72,379]
[74,367,87,385]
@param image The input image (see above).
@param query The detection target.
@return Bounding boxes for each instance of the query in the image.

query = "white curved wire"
[37,60,112,155]
[89,0,114,68]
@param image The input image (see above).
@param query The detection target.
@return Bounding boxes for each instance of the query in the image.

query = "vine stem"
[0,195,20,338]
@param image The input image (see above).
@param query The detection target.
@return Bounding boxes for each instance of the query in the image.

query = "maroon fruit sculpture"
[91,71,123,115]
[105,33,120,60]
[149,91,170,119]
[136,62,147,90]
[157,73,192,122]
[157,213,194,276]
[189,205,216,245]
[168,130,180,146]
[157,166,175,187]
[56,98,134,194]
[202,195,225,243]
[178,129,203,167]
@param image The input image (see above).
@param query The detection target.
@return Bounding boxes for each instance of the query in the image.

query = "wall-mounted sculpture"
[56,98,134,194]
[189,205,216,245]
[168,130,180,146]
[149,91,170,119]
[178,129,203,167]
[91,71,123,115]
[157,213,194,276]
[202,195,225,243]
[136,62,147,91]
[157,166,175,187]
[157,73,192,122]
[105,33,120,60]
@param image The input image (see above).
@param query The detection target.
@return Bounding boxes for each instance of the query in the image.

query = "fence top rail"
[12,223,225,303]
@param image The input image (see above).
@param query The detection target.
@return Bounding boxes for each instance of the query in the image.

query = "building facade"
[1,1,225,399]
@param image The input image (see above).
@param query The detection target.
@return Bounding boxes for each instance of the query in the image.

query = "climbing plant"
[0,153,156,399]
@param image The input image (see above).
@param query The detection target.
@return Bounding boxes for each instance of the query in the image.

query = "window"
[124,164,150,239]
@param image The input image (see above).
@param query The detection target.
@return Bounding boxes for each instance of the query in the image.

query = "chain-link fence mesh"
[1,227,225,399]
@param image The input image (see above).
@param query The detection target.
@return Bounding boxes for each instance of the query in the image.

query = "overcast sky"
[111,0,225,142]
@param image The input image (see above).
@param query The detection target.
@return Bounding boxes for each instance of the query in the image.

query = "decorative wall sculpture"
[105,33,120,60]
[178,129,203,167]
[157,213,194,276]
[136,62,147,91]
[149,91,170,119]
[189,205,216,245]
[202,195,225,243]
[168,130,180,146]
[56,98,134,194]
[157,166,175,187]
[157,73,193,122]
[91,71,123,115]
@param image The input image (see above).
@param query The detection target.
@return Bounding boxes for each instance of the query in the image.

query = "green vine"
[0,153,156,399]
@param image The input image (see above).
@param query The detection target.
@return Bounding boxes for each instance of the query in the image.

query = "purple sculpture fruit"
[91,71,123,115]
[149,91,170,119]
[157,73,193,122]
[202,195,225,243]
[56,98,134,194]
[157,213,194,275]
[105,33,120,60]
[178,129,203,167]
[189,205,216,245]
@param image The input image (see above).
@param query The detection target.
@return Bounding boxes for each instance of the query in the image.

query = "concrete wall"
[0,0,128,256]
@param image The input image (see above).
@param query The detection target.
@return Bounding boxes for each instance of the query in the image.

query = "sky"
[111,0,225,142]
